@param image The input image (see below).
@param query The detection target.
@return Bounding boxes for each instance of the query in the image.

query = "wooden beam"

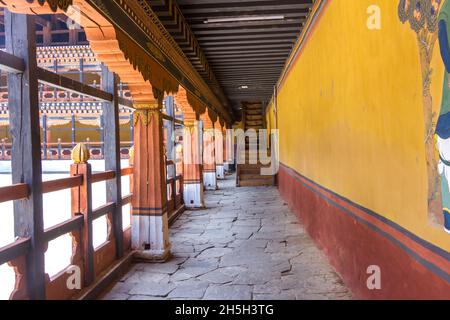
[0,51,25,73]
[6,10,46,300]
[90,170,115,184]
[42,176,83,194]
[102,65,123,259]
[70,163,94,286]
[0,238,31,266]
[92,202,116,221]
[37,67,113,102]
[43,215,84,243]
[0,184,29,203]
[118,96,134,109]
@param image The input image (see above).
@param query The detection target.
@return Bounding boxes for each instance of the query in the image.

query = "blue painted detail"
[436,111,450,139]
[445,210,450,232]
[439,20,450,73]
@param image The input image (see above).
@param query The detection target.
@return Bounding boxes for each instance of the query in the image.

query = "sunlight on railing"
[45,234,72,278]
[0,263,15,300]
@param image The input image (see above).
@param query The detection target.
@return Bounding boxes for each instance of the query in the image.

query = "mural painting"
[399,0,450,232]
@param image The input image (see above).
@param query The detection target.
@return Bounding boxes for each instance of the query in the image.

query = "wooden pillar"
[70,147,94,286]
[43,23,51,47]
[183,112,205,208]
[6,11,46,300]
[71,114,76,146]
[223,126,230,173]
[101,65,123,259]
[165,96,176,211]
[214,121,224,180]
[131,101,171,261]
[42,114,48,160]
[201,114,217,190]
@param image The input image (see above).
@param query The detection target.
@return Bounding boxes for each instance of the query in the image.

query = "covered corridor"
[0,0,449,302]
[102,175,351,300]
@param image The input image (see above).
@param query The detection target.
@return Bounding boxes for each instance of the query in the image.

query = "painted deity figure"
[437,0,450,233]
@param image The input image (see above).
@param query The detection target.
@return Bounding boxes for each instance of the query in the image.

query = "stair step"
[245,110,262,115]
[246,121,263,126]
[246,115,262,120]
[239,179,274,187]
[240,174,274,180]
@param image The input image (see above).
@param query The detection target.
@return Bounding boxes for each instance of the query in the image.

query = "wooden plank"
[92,202,116,221]
[122,194,132,205]
[118,96,133,109]
[91,170,115,184]
[0,238,31,266]
[42,176,83,194]
[37,67,113,102]
[70,163,94,286]
[102,65,123,259]
[6,11,46,300]
[121,167,134,177]
[0,51,25,73]
[43,215,84,243]
[0,184,29,203]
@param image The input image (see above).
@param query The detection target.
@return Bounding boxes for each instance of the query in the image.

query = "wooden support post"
[131,100,171,261]
[42,114,48,160]
[201,114,217,190]
[70,149,94,286]
[71,114,76,146]
[100,115,105,157]
[130,113,134,144]
[101,65,123,259]
[53,59,57,101]
[79,55,84,84]
[43,23,51,47]
[6,11,46,300]
[165,96,176,211]
[214,122,224,180]
[57,138,62,160]
[183,111,205,208]
[1,139,5,161]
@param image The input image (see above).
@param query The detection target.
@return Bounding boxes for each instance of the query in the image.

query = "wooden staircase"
[236,102,275,187]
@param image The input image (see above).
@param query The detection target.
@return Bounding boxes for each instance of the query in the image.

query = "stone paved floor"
[102,175,352,300]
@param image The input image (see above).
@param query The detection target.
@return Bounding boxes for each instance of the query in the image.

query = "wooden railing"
[166,159,184,220]
[0,159,134,300]
[0,12,135,300]
[0,140,133,161]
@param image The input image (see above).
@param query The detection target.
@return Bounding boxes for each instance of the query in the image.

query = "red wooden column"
[182,110,205,208]
[131,100,171,261]
[214,121,224,180]
[201,113,217,190]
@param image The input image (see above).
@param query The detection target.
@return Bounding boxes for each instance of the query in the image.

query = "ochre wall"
[271,0,450,298]
[275,0,449,251]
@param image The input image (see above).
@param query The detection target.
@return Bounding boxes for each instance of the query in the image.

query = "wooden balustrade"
[0,161,134,299]
[0,11,136,300]
[0,141,133,161]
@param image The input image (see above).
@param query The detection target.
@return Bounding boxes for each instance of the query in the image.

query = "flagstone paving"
[102,175,352,300]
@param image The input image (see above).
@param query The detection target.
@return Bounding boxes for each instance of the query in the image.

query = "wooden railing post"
[1,138,5,160]
[101,65,123,259]
[70,143,94,286]
[57,138,62,160]
[6,10,46,300]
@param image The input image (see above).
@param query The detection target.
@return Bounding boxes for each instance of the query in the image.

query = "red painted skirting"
[278,163,450,299]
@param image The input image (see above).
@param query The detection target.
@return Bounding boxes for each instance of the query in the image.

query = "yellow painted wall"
[275,0,450,251]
